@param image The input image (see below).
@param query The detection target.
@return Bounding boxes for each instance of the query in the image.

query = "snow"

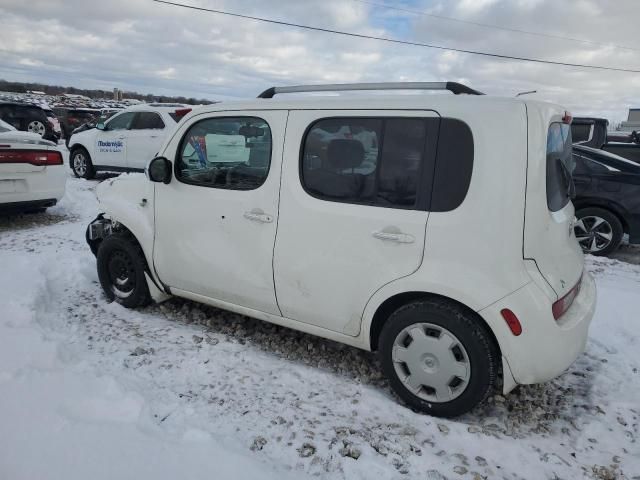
[1,174,639,479]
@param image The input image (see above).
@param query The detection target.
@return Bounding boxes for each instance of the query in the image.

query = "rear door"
[126,112,167,169]
[524,109,584,299]
[274,110,439,336]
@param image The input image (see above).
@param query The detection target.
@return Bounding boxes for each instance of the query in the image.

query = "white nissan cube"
[86,83,596,417]
[0,118,66,213]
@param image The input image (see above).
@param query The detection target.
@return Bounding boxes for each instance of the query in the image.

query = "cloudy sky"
[1,0,639,124]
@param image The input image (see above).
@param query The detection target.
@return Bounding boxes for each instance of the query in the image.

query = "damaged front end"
[86,214,116,256]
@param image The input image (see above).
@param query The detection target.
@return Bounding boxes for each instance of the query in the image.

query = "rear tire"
[97,233,151,309]
[574,207,623,256]
[70,147,95,179]
[379,298,498,417]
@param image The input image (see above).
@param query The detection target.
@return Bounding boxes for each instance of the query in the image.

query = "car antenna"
[516,90,537,97]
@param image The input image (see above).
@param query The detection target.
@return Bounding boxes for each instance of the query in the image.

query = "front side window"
[106,112,136,131]
[132,112,165,130]
[301,117,428,209]
[546,122,574,211]
[176,116,271,190]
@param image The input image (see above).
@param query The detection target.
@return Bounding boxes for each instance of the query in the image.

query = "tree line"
[0,79,215,105]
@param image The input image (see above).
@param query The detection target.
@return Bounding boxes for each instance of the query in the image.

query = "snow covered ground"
[0,175,639,480]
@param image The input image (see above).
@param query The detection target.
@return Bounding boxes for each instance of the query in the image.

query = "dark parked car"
[0,102,59,142]
[572,117,640,164]
[572,144,640,255]
[52,107,101,142]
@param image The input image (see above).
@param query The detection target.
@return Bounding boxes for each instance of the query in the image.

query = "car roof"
[187,93,557,117]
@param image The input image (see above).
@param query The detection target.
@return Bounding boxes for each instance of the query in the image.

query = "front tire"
[97,233,151,309]
[574,207,623,256]
[379,299,498,417]
[70,147,95,179]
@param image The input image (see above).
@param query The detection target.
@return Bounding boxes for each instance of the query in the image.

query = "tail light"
[552,274,582,320]
[562,111,573,124]
[0,149,63,166]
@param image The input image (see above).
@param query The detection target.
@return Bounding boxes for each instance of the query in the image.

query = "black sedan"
[572,145,640,255]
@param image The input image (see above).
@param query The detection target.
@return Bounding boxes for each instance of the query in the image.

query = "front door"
[95,111,135,168]
[153,110,288,316]
[126,111,167,170]
[274,111,439,335]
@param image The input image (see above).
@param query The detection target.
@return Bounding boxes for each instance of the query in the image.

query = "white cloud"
[0,0,638,123]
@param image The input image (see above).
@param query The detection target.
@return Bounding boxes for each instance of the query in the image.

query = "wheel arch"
[92,217,169,302]
[368,291,502,359]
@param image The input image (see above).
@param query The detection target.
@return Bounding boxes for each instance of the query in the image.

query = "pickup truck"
[572,117,640,164]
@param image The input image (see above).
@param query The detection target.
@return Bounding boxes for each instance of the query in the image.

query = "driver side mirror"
[96,122,106,131]
[147,157,172,184]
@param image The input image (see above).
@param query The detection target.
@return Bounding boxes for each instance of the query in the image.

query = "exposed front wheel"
[574,207,623,256]
[70,147,95,179]
[379,299,498,417]
[97,233,151,309]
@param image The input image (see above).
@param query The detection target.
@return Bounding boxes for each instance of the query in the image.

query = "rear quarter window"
[546,123,573,212]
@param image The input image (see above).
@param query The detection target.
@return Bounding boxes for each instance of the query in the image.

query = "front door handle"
[244,211,274,223]
[372,231,415,243]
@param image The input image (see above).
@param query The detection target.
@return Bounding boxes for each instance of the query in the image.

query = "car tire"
[70,147,95,179]
[97,232,151,309]
[26,119,47,137]
[379,298,498,417]
[575,207,623,256]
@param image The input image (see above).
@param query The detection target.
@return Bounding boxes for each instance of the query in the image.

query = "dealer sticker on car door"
[97,140,124,153]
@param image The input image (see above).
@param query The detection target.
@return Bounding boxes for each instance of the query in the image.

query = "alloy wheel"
[73,153,87,176]
[574,215,614,253]
[27,120,46,136]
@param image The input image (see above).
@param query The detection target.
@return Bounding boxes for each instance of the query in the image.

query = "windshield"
[574,146,640,174]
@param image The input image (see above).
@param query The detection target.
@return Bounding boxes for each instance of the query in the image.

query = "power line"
[152,0,640,74]
[354,0,640,53]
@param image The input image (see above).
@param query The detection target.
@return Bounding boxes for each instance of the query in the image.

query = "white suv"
[68,104,191,179]
[86,83,596,417]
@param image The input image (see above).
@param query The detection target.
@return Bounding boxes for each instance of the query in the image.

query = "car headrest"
[326,139,365,170]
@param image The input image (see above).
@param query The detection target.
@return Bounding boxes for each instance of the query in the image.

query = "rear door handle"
[244,211,273,223]
[372,231,415,243]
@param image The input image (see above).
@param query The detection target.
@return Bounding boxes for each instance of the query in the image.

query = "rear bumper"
[0,164,67,208]
[479,272,596,386]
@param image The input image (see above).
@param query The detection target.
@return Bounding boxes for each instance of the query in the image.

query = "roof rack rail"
[257,82,484,98]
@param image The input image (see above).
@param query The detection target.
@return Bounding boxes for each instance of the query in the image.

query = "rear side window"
[132,112,165,130]
[301,117,430,209]
[546,123,573,212]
